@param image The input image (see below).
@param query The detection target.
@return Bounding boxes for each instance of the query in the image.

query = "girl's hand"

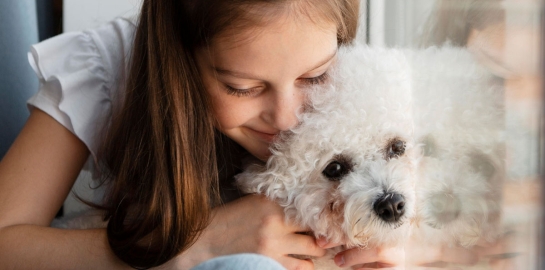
[174,194,326,270]
[334,246,405,269]
[316,239,405,269]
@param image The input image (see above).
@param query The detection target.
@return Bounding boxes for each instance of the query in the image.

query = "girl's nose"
[261,86,304,131]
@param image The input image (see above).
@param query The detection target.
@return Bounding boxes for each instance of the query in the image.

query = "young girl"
[0,0,403,269]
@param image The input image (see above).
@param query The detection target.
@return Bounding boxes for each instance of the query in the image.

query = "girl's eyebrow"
[214,68,265,81]
[306,50,337,72]
[213,51,337,80]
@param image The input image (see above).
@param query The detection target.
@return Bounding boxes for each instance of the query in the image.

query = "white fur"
[236,44,418,269]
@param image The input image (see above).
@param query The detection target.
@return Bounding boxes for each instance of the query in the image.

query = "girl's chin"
[249,148,271,162]
[255,152,272,162]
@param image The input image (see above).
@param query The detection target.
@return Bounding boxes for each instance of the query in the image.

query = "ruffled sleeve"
[27,17,137,172]
[27,30,113,170]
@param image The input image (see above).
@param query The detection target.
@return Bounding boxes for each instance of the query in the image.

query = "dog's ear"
[234,163,267,194]
[234,160,291,203]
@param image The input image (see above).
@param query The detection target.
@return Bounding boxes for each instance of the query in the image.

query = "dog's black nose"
[429,193,460,225]
[374,193,405,222]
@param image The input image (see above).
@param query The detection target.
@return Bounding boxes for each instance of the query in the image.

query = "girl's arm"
[0,109,130,269]
[0,109,325,269]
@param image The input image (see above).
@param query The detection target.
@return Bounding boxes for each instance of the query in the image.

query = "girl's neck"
[215,130,248,204]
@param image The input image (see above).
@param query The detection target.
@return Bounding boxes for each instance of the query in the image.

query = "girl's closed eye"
[300,71,330,86]
[224,71,330,97]
[224,84,264,97]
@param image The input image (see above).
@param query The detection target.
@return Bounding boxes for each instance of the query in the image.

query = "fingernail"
[317,238,328,247]
[334,254,345,267]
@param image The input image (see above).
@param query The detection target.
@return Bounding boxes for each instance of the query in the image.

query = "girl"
[0,0,402,269]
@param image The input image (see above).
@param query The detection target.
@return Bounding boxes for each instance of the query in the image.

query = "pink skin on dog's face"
[196,15,338,161]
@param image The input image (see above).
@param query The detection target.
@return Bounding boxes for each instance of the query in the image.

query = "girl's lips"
[248,128,278,143]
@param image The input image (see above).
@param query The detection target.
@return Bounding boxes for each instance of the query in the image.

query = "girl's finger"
[352,261,397,269]
[336,246,405,268]
[354,264,404,270]
[334,248,378,267]
[286,234,327,258]
[316,236,343,249]
[277,256,314,270]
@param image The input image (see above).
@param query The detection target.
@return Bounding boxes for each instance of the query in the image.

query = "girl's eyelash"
[224,85,261,97]
[302,72,329,85]
[224,72,329,97]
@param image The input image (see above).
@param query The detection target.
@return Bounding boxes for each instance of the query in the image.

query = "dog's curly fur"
[236,45,504,268]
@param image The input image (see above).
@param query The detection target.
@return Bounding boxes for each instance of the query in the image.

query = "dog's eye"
[322,161,349,181]
[387,139,405,159]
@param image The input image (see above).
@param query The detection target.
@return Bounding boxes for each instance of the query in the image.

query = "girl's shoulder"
[29,16,137,89]
[27,17,138,176]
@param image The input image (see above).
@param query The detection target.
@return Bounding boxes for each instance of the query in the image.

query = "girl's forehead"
[211,13,338,53]
[203,17,338,78]
[210,4,339,50]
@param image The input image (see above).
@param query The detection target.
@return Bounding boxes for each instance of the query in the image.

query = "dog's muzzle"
[373,193,405,223]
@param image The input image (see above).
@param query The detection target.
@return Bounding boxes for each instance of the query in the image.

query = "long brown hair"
[98,0,359,268]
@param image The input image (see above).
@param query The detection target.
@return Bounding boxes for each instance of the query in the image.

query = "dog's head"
[236,45,417,248]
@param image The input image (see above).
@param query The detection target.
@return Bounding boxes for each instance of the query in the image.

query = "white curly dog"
[235,44,418,269]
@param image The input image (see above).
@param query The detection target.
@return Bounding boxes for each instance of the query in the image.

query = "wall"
[64,0,142,32]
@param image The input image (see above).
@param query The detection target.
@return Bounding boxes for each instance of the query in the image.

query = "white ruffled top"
[27,17,137,180]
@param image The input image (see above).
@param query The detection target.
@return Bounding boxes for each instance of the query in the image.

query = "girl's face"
[196,15,338,160]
